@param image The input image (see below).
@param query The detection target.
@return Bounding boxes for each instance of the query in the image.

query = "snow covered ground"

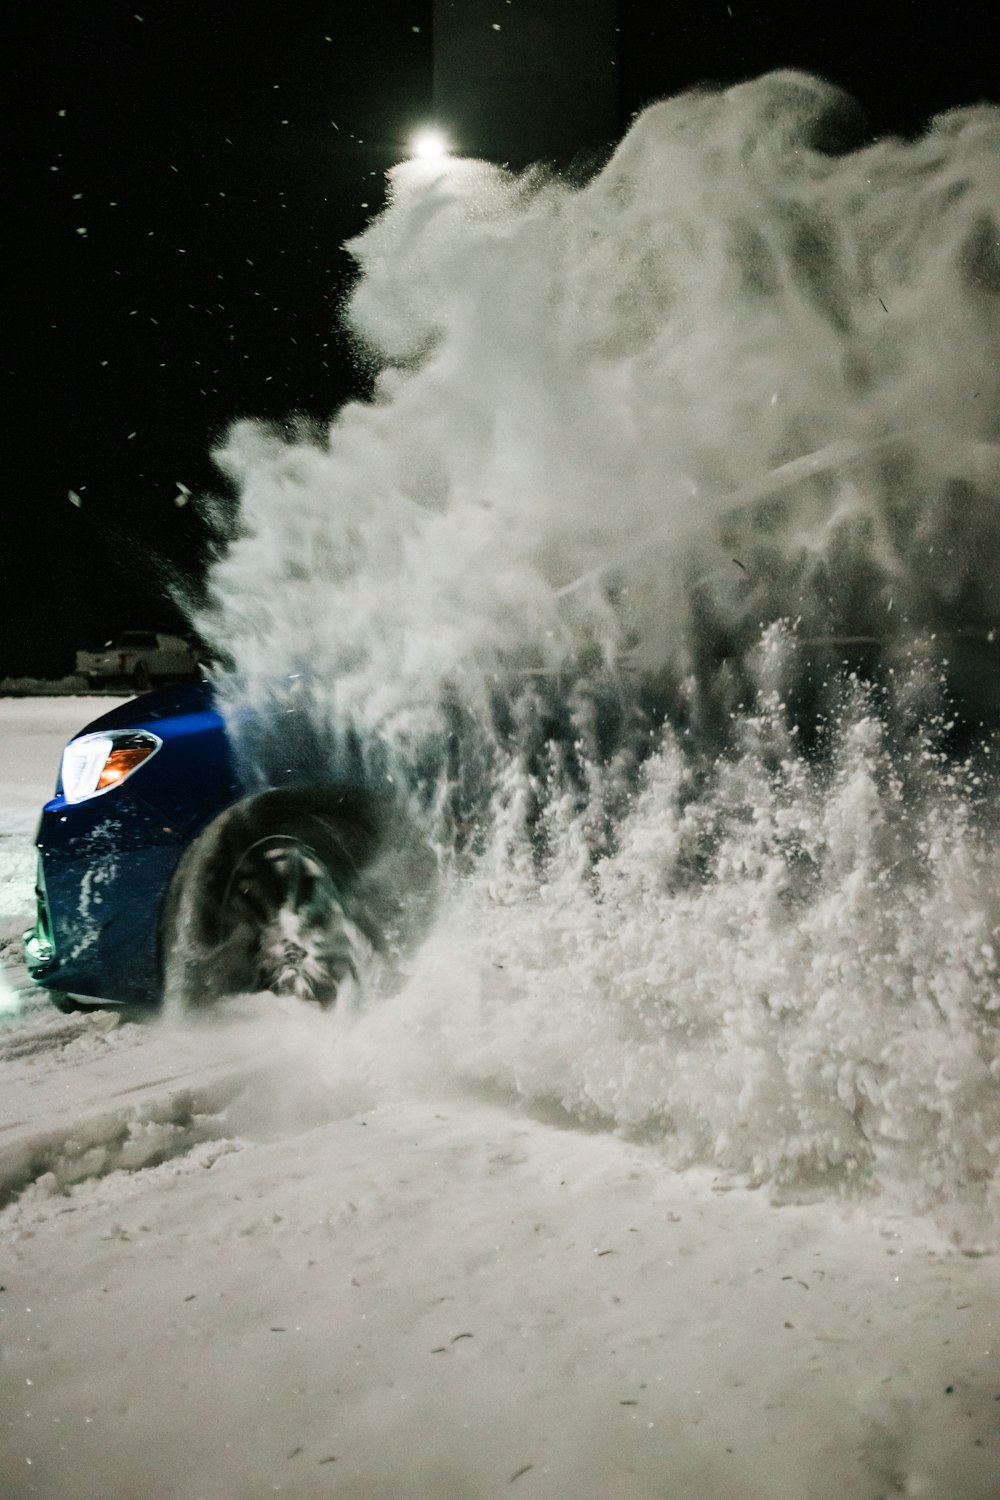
[2,702,999,1500]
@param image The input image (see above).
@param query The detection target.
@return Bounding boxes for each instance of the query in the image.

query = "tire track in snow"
[0,1010,263,1210]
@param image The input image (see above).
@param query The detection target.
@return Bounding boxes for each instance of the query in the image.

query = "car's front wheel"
[160,786,436,1012]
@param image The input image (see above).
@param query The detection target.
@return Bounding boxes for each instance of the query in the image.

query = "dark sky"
[3,0,995,675]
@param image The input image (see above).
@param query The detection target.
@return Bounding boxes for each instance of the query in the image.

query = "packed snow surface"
[3,73,1000,1497]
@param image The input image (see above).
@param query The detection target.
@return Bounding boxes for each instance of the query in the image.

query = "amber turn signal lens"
[96,745,156,790]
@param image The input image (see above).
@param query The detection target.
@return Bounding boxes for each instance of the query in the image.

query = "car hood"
[72,678,219,739]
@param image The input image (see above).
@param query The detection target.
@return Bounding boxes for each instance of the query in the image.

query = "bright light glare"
[411,129,448,161]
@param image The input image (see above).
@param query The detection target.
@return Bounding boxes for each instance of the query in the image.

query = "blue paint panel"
[25,681,244,1006]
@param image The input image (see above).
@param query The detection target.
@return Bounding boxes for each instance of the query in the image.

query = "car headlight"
[60,730,162,803]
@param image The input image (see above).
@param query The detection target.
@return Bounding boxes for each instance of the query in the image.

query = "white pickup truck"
[75,631,200,691]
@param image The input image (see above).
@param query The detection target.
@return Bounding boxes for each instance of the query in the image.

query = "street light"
[410,127,449,161]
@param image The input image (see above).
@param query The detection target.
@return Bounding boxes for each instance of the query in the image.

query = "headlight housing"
[60,729,162,803]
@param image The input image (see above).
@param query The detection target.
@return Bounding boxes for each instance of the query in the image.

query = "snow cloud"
[186,73,1000,1237]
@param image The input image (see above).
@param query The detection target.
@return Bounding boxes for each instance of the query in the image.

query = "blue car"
[23,628,998,1015]
[23,681,437,1012]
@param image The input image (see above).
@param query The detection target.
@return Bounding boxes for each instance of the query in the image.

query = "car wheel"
[160,786,436,1012]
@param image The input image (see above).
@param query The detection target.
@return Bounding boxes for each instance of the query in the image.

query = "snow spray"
[193,73,1000,1240]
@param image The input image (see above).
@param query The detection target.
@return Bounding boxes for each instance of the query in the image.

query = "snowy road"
[1,700,999,1499]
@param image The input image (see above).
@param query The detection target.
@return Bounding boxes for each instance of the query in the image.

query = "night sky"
[3,0,995,676]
